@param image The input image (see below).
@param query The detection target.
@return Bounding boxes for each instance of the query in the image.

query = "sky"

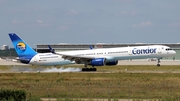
[1,0,180,48]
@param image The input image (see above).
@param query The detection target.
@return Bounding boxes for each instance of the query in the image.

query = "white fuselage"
[29,53,75,66]
[29,45,176,66]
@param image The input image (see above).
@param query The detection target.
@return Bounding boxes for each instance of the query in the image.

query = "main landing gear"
[157,58,161,67]
[82,68,97,71]
[82,62,97,72]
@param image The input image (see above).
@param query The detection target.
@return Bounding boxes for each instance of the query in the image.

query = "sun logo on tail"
[16,42,26,53]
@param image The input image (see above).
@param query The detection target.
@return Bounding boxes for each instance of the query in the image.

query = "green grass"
[0,65,180,100]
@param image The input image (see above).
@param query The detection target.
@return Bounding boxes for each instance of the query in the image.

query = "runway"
[118,60,180,65]
[0,59,180,73]
[0,59,180,66]
[0,59,28,66]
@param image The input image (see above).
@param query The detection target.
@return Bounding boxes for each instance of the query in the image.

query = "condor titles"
[132,47,157,55]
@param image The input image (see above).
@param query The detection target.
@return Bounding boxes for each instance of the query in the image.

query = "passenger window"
[165,48,172,51]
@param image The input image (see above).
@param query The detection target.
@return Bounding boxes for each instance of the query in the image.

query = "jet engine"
[88,58,105,66]
[105,60,118,66]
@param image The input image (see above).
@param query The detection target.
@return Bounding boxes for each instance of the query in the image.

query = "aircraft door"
[157,47,162,55]
[32,56,38,63]
[129,49,133,55]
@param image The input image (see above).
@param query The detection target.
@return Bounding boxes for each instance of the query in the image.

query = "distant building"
[1,45,9,50]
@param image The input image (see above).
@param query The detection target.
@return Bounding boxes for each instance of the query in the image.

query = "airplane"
[50,44,176,71]
[9,33,176,72]
[9,33,75,66]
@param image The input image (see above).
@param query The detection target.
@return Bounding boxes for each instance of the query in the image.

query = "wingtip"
[48,45,55,53]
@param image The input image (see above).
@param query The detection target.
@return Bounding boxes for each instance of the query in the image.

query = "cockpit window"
[165,48,172,51]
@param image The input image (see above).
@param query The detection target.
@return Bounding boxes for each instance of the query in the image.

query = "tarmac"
[0,59,180,65]
[1,59,180,73]
[0,59,28,66]
[118,59,180,65]
[0,59,180,66]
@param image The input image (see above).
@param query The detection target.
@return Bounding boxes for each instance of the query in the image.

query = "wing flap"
[56,52,96,61]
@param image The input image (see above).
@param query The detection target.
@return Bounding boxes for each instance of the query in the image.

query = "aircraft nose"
[173,50,176,55]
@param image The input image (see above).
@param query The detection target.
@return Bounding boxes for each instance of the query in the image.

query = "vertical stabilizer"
[9,33,37,64]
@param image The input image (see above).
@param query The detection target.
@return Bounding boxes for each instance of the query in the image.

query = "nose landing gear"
[157,58,161,67]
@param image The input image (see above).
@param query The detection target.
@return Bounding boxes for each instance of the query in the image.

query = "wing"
[54,52,107,64]
[47,45,107,63]
[55,52,95,61]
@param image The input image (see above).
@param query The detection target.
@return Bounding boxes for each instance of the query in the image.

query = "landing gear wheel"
[82,68,85,71]
[82,61,97,72]
[157,64,160,67]
[90,68,97,71]
[82,68,89,71]
[82,68,97,71]
[93,68,97,71]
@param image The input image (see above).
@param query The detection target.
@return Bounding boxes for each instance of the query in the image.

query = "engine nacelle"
[88,58,105,66]
[106,60,118,66]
